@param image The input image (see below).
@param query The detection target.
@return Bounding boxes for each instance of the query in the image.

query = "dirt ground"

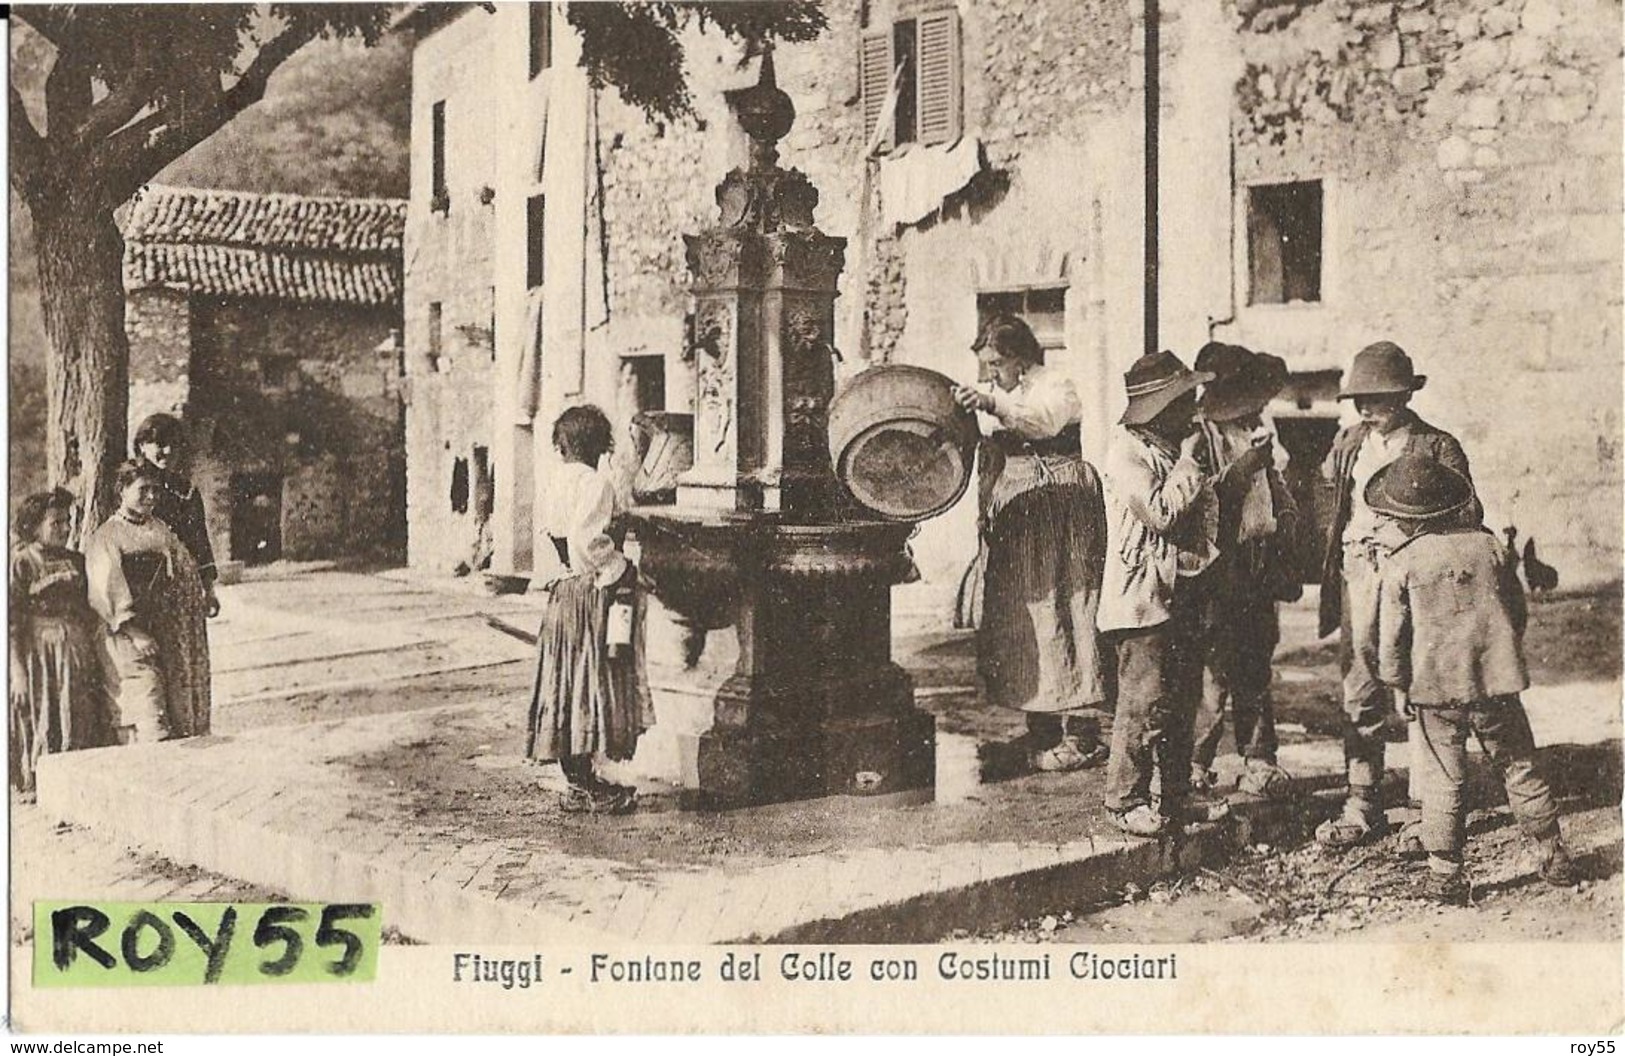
[985,799,1621,945]
[17,573,1620,945]
[972,589,1625,945]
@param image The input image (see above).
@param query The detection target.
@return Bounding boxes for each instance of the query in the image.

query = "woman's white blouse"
[542,462,629,589]
[982,363,1082,440]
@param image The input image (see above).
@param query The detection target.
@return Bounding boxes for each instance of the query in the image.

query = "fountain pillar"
[638,49,935,809]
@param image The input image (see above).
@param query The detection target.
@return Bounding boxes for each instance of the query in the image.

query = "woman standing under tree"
[85,460,213,743]
[10,489,112,793]
[132,413,221,617]
[527,405,654,814]
[952,314,1110,772]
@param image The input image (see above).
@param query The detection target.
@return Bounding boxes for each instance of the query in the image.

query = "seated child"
[1367,452,1575,905]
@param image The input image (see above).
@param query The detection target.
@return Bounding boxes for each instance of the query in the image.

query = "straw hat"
[1338,341,1426,400]
[1120,350,1215,426]
[1364,453,1473,521]
[1195,342,1289,422]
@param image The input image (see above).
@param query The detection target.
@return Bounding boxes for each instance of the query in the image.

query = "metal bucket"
[826,364,979,522]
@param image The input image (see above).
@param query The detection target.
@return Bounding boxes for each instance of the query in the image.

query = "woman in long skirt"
[9,489,113,793]
[85,460,212,743]
[527,405,654,814]
[953,314,1110,772]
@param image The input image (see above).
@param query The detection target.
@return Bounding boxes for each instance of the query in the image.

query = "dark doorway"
[1275,416,1338,584]
[230,472,283,564]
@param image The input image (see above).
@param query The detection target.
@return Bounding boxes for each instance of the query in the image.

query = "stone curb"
[35,738,1389,946]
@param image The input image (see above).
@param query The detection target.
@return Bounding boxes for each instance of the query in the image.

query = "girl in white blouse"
[526,405,653,814]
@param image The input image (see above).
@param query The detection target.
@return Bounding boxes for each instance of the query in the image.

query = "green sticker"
[34,902,380,987]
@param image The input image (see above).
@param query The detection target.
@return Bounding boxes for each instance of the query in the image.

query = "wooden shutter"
[916,10,962,147]
[860,30,894,152]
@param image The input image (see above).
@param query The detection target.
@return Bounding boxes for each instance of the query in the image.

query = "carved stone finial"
[725,44,796,172]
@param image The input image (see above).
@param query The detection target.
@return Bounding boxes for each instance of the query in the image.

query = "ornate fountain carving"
[632,47,935,809]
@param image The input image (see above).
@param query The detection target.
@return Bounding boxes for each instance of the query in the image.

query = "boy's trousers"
[1412,695,1560,856]
[1340,548,1390,798]
[1104,574,1209,813]
[1193,587,1279,768]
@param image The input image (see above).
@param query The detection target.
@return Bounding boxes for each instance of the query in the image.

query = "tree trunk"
[30,193,130,544]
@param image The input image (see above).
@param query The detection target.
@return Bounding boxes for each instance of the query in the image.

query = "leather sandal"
[1315,805,1389,849]
[1108,804,1166,838]
[1540,842,1578,886]
[1031,735,1108,773]
[1236,759,1293,798]
[1421,869,1470,906]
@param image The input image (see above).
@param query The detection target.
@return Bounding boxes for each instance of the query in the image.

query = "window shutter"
[860,30,894,152]
[916,10,961,147]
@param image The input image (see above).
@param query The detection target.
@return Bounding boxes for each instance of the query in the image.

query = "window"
[259,355,298,391]
[431,100,449,212]
[527,194,546,289]
[428,301,444,371]
[977,287,1067,351]
[450,456,469,514]
[529,3,553,78]
[891,21,918,147]
[622,355,666,414]
[1247,180,1322,305]
[860,10,961,153]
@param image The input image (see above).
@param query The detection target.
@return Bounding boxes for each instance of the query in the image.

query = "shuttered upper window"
[860,9,962,154]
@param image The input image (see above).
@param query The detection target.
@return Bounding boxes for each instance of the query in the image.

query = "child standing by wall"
[10,489,112,793]
[527,405,654,814]
[1367,452,1576,904]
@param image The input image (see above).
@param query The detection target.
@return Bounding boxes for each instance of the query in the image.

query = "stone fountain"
[631,50,935,810]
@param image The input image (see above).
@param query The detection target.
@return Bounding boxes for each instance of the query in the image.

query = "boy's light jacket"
[1376,526,1529,706]
[1099,429,1216,632]
[1318,412,1480,638]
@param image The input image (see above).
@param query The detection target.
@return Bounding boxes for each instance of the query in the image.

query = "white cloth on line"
[878,135,984,230]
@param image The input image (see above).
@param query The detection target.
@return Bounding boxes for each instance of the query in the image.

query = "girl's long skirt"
[527,575,654,763]
[977,457,1109,718]
[10,615,112,792]
[103,582,212,742]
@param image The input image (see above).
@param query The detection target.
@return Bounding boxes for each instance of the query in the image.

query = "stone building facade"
[123,185,408,566]
[403,0,1620,590]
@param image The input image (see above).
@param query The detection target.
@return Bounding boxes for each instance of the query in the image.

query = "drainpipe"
[1144,0,1159,357]
[1208,117,1239,339]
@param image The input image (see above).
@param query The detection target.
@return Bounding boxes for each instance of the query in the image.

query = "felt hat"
[1364,452,1473,522]
[1119,351,1215,426]
[1195,342,1289,422]
[1338,341,1426,400]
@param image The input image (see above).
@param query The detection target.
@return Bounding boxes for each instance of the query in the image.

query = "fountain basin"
[628,507,932,809]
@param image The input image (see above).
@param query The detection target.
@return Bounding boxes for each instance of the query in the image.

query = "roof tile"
[122,185,406,308]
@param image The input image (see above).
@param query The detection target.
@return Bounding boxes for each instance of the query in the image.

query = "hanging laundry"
[878,135,984,230]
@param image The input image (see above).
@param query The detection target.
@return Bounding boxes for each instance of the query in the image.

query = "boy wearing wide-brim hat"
[1190,343,1300,799]
[1366,453,1574,903]
[1098,351,1232,837]
[1315,341,1482,849]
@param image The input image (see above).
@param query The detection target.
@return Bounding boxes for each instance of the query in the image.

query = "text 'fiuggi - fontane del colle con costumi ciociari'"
[448,951,1180,988]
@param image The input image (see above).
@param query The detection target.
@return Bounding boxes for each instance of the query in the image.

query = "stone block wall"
[405,0,1620,590]
[126,289,192,431]
[182,299,404,564]
[403,9,503,573]
[1225,0,1623,584]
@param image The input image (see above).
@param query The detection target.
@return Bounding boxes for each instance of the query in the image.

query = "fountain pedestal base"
[636,514,937,810]
[682,662,935,810]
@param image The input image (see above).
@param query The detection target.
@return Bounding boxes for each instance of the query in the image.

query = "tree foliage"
[568,1,828,122]
[10,5,392,209]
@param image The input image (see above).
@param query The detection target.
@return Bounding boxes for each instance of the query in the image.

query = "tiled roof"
[123,185,407,308]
